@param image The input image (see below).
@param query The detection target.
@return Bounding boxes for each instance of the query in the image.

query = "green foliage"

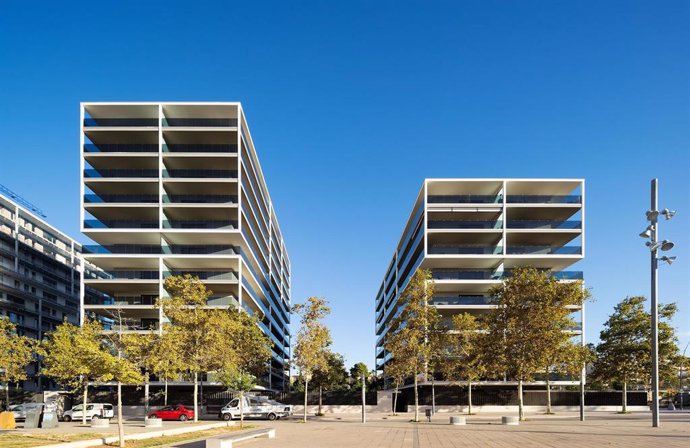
[0,318,36,405]
[311,352,348,392]
[442,312,485,384]
[349,362,369,390]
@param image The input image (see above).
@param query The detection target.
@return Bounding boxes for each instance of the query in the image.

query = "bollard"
[449,416,466,425]
[501,416,519,426]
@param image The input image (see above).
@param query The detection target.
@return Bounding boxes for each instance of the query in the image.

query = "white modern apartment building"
[0,187,98,391]
[80,102,291,390]
[375,179,585,385]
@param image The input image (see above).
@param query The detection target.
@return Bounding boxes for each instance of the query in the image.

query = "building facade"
[375,179,585,386]
[80,102,291,390]
[0,187,94,391]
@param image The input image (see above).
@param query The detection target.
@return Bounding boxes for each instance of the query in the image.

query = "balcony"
[163,169,237,178]
[507,220,581,229]
[85,194,159,204]
[84,118,158,127]
[507,245,582,255]
[428,245,502,255]
[84,219,158,229]
[164,245,238,255]
[507,195,581,204]
[432,269,583,280]
[84,169,158,178]
[430,296,495,306]
[428,194,502,204]
[103,322,159,332]
[207,295,239,306]
[163,220,237,229]
[95,271,160,280]
[163,144,237,153]
[428,220,503,229]
[85,295,157,306]
[163,118,238,127]
[84,144,158,153]
[164,271,238,281]
[83,245,162,255]
[163,194,237,204]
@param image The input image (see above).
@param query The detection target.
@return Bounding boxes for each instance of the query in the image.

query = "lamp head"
[660,240,675,251]
[646,210,660,221]
[659,255,677,265]
[661,209,676,220]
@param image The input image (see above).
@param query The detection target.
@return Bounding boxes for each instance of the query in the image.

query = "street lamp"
[639,178,677,428]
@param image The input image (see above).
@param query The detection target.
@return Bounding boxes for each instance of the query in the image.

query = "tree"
[383,346,413,416]
[217,366,256,429]
[312,352,347,415]
[0,318,36,408]
[349,362,369,390]
[41,320,114,425]
[292,297,332,423]
[148,330,186,406]
[121,333,158,413]
[383,268,442,422]
[442,312,485,415]
[482,267,587,421]
[592,296,679,412]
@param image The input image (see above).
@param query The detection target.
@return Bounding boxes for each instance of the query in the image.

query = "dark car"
[673,393,690,408]
[147,404,194,421]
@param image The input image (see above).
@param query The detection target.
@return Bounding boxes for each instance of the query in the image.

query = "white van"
[62,403,114,421]
[219,396,292,421]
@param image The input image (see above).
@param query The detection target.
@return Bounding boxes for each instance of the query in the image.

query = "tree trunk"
[413,370,419,422]
[193,372,198,422]
[144,374,150,415]
[82,383,88,426]
[318,386,322,416]
[622,380,628,413]
[546,374,552,414]
[518,380,524,421]
[164,380,168,406]
[431,375,436,415]
[392,381,399,416]
[117,381,124,448]
[467,379,472,415]
[4,382,9,408]
[303,378,309,423]
[239,392,244,429]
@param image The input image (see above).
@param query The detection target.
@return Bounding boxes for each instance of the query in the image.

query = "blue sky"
[1,1,688,369]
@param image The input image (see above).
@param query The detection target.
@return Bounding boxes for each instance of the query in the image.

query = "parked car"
[673,393,690,407]
[9,403,43,421]
[219,396,293,421]
[62,403,114,422]
[148,404,194,421]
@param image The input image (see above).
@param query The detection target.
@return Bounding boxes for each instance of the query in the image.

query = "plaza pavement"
[165,411,690,448]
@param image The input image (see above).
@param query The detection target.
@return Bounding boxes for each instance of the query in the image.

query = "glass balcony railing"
[84,118,159,127]
[83,245,162,254]
[430,296,495,306]
[163,220,237,229]
[164,271,238,281]
[84,219,159,229]
[432,269,583,280]
[163,194,237,204]
[85,194,159,203]
[428,194,502,204]
[164,245,238,255]
[83,144,158,153]
[507,195,581,204]
[428,245,503,255]
[84,169,158,178]
[104,323,159,332]
[85,295,158,306]
[507,245,582,255]
[507,220,582,229]
[163,118,238,127]
[163,144,238,153]
[162,169,237,178]
[83,244,240,255]
[91,271,159,280]
[428,220,503,229]
[207,295,239,306]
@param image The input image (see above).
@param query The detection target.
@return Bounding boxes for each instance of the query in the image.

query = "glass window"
[229,399,239,407]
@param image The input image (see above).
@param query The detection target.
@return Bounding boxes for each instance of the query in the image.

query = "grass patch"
[100,426,255,448]
[0,432,106,448]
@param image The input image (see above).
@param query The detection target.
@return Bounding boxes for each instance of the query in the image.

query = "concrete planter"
[449,416,466,425]
[501,416,519,426]
[91,418,110,428]
[145,417,163,428]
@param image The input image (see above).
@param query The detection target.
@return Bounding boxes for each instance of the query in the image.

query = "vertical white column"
[158,104,164,337]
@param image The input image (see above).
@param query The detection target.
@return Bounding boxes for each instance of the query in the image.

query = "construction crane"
[0,183,47,218]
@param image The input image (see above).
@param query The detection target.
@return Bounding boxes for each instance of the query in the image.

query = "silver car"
[9,403,44,421]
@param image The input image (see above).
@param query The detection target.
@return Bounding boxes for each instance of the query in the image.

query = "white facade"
[79,102,291,389]
[375,179,585,385]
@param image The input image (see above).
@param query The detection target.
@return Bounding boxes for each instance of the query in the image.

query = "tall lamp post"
[680,341,690,411]
[639,178,677,428]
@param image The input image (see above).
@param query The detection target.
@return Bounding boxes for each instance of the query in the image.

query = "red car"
[148,404,194,421]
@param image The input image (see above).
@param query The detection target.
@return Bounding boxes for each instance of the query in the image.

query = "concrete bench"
[91,418,110,428]
[206,427,275,448]
[449,416,466,425]
[501,416,519,426]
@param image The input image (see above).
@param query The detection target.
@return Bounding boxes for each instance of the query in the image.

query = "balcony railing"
[83,244,240,255]
[428,220,503,229]
[85,194,159,203]
[430,296,495,306]
[85,295,157,306]
[507,195,581,204]
[164,245,238,255]
[163,118,238,127]
[93,271,159,280]
[104,323,159,332]
[507,245,582,255]
[507,220,582,229]
[164,271,238,281]
[163,194,237,204]
[83,245,162,254]
[84,219,158,229]
[163,169,237,178]
[428,245,503,255]
[428,194,502,204]
[207,295,239,306]
[163,220,237,229]
[84,144,158,153]
[163,144,238,153]
[84,118,158,127]
[84,169,158,178]
[432,269,583,280]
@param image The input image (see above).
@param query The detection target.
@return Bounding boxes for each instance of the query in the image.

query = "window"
[229,399,239,407]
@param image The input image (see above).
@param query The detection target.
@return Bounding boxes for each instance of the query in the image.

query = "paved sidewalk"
[169,411,690,448]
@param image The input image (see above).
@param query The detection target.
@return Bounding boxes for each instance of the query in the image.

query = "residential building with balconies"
[375,179,585,387]
[80,102,291,390]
